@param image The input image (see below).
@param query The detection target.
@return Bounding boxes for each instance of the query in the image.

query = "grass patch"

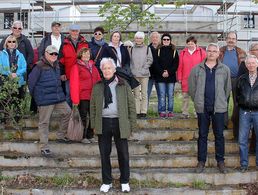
[192,179,209,190]
[130,178,187,188]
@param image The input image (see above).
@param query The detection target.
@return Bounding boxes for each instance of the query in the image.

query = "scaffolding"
[0,0,257,48]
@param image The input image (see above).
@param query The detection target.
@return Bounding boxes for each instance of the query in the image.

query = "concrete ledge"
[0,128,235,141]
[3,188,247,195]
[1,167,256,186]
[0,141,239,156]
[0,154,255,168]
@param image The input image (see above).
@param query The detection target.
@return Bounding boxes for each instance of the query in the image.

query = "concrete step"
[20,117,233,130]
[3,187,247,195]
[0,141,240,156]
[1,167,257,186]
[0,154,255,168]
[0,128,235,141]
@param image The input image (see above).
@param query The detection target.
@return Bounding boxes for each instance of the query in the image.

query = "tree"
[98,0,172,32]
[98,0,190,32]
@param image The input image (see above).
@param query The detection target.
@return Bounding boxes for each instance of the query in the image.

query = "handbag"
[66,107,84,141]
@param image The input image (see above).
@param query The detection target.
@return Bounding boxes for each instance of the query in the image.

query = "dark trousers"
[78,100,93,139]
[98,118,130,184]
[197,109,225,163]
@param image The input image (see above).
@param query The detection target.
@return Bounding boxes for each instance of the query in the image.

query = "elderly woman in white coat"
[130,31,153,118]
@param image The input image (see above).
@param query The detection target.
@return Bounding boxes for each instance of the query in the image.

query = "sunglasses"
[94,32,102,36]
[7,41,16,43]
[48,52,58,56]
[13,27,22,30]
[163,39,170,41]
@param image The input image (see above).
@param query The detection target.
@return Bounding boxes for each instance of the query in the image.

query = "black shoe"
[41,149,52,158]
[137,114,141,119]
[240,166,248,173]
[195,161,205,173]
[217,161,226,174]
[140,113,147,118]
[57,137,71,143]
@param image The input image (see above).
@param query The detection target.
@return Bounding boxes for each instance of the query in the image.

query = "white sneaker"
[121,183,130,193]
[81,138,91,144]
[100,183,112,193]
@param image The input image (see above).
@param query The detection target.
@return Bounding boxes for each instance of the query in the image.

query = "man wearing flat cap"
[59,23,89,107]
[28,45,71,157]
[38,21,65,59]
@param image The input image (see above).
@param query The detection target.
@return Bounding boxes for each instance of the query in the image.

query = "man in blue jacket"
[28,45,71,157]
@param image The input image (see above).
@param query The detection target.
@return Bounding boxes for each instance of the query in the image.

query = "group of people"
[1,20,258,193]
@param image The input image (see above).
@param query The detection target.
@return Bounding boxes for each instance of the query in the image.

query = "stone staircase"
[0,116,256,194]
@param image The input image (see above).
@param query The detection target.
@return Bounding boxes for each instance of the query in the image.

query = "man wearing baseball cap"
[59,23,89,107]
[29,45,71,157]
[38,21,65,59]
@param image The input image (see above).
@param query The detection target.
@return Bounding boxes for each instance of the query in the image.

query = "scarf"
[103,75,116,108]
[94,39,105,46]
[7,49,18,72]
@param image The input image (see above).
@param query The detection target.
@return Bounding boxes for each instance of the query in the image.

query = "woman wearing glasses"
[154,33,179,118]
[70,48,101,143]
[0,35,27,122]
[89,26,108,72]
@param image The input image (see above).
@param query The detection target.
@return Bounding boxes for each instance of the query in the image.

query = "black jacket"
[236,73,258,110]
[154,45,179,83]
[37,33,65,60]
[102,44,130,68]
[148,43,158,79]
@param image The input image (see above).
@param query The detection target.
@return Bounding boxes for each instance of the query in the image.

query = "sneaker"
[240,166,248,173]
[81,138,91,144]
[182,114,189,119]
[140,113,147,118]
[137,114,141,119]
[195,161,205,173]
[87,137,96,143]
[167,112,174,118]
[217,161,226,174]
[159,113,166,118]
[41,149,52,158]
[100,183,112,193]
[121,183,130,193]
[57,137,71,143]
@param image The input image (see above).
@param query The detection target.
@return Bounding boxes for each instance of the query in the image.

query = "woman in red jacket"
[70,48,101,143]
[177,36,206,118]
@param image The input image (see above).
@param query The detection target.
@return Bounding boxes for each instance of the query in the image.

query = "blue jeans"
[157,82,175,113]
[239,108,258,167]
[197,109,225,163]
[65,80,72,108]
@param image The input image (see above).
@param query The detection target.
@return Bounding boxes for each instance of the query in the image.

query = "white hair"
[12,21,23,29]
[245,54,258,64]
[134,31,145,39]
[100,58,116,70]
[206,43,220,52]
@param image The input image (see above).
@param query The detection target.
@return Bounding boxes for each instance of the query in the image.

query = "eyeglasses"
[94,32,102,36]
[7,41,16,43]
[13,27,22,30]
[162,39,170,41]
[48,52,58,56]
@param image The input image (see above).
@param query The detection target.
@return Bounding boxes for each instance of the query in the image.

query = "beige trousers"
[133,77,149,114]
[38,101,71,150]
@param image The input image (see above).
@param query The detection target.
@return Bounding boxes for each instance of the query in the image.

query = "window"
[18,12,28,29]
[4,13,14,29]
